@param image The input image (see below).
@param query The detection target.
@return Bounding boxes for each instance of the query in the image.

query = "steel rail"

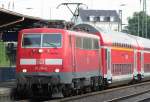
[46,81,150,102]
[106,89,150,102]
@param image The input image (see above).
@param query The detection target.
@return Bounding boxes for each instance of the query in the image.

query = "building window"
[100,16,105,22]
[105,17,110,22]
[110,16,114,22]
[89,16,95,22]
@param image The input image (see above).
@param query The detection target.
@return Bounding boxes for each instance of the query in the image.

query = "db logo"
[36,59,44,64]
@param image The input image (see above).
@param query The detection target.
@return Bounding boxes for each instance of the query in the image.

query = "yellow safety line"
[111,47,134,51]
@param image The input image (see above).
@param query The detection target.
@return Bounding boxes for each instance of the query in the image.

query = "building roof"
[0,8,75,41]
[79,9,120,22]
[0,7,46,32]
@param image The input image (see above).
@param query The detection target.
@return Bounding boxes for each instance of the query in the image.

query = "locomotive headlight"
[22,69,27,73]
[38,49,43,53]
[55,68,60,73]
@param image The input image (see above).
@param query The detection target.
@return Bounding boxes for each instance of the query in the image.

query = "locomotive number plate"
[36,59,45,64]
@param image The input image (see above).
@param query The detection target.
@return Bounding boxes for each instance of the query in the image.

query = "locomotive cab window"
[42,34,62,47]
[22,33,62,48]
[22,34,41,47]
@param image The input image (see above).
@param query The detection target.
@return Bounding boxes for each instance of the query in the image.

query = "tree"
[127,11,150,38]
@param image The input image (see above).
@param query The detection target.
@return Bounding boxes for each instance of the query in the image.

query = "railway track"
[2,81,150,102]
[45,81,150,102]
[106,89,150,102]
[0,81,16,88]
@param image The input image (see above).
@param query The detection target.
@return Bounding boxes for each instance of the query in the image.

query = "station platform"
[0,87,12,102]
[0,81,16,88]
[0,81,16,102]
[0,87,11,95]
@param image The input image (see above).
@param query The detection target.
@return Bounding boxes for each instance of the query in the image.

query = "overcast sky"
[0,0,150,24]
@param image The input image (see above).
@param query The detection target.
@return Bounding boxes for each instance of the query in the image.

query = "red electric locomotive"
[16,27,102,97]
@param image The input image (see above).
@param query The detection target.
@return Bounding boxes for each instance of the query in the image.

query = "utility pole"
[118,10,122,32]
[145,0,147,38]
[142,0,147,38]
[8,0,15,10]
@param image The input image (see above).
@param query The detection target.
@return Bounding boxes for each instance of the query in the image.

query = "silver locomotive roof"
[72,23,150,49]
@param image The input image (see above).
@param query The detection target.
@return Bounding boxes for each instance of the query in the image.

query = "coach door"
[106,48,112,83]
[70,35,76,74]
[141,51,144,77]
[134,50,138,78]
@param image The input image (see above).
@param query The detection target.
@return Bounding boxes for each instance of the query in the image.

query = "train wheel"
[62,84,72,97]
[13,84,32,99]
[137,74,142,81]
[10,88,19,100]
[90,77,101,91]
[102,78,108,89]
[83,86,91,93]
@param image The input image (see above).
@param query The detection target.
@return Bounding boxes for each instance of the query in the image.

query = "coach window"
[115,43,117,46]
[83,38,92,49]
[120,43,122,47]
[76,37,82,48]
[116,43,117,46]
[112,43,115,46]
[117,43,119,47]
[127,44,129,48]
[88,38,92,49]
[83,38,87,49]
[118,43,120,47]
[93,39,99,49]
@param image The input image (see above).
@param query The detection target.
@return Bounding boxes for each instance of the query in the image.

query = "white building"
[74,9,121,31]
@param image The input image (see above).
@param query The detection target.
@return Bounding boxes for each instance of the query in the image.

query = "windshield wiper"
[44,42,58,48]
